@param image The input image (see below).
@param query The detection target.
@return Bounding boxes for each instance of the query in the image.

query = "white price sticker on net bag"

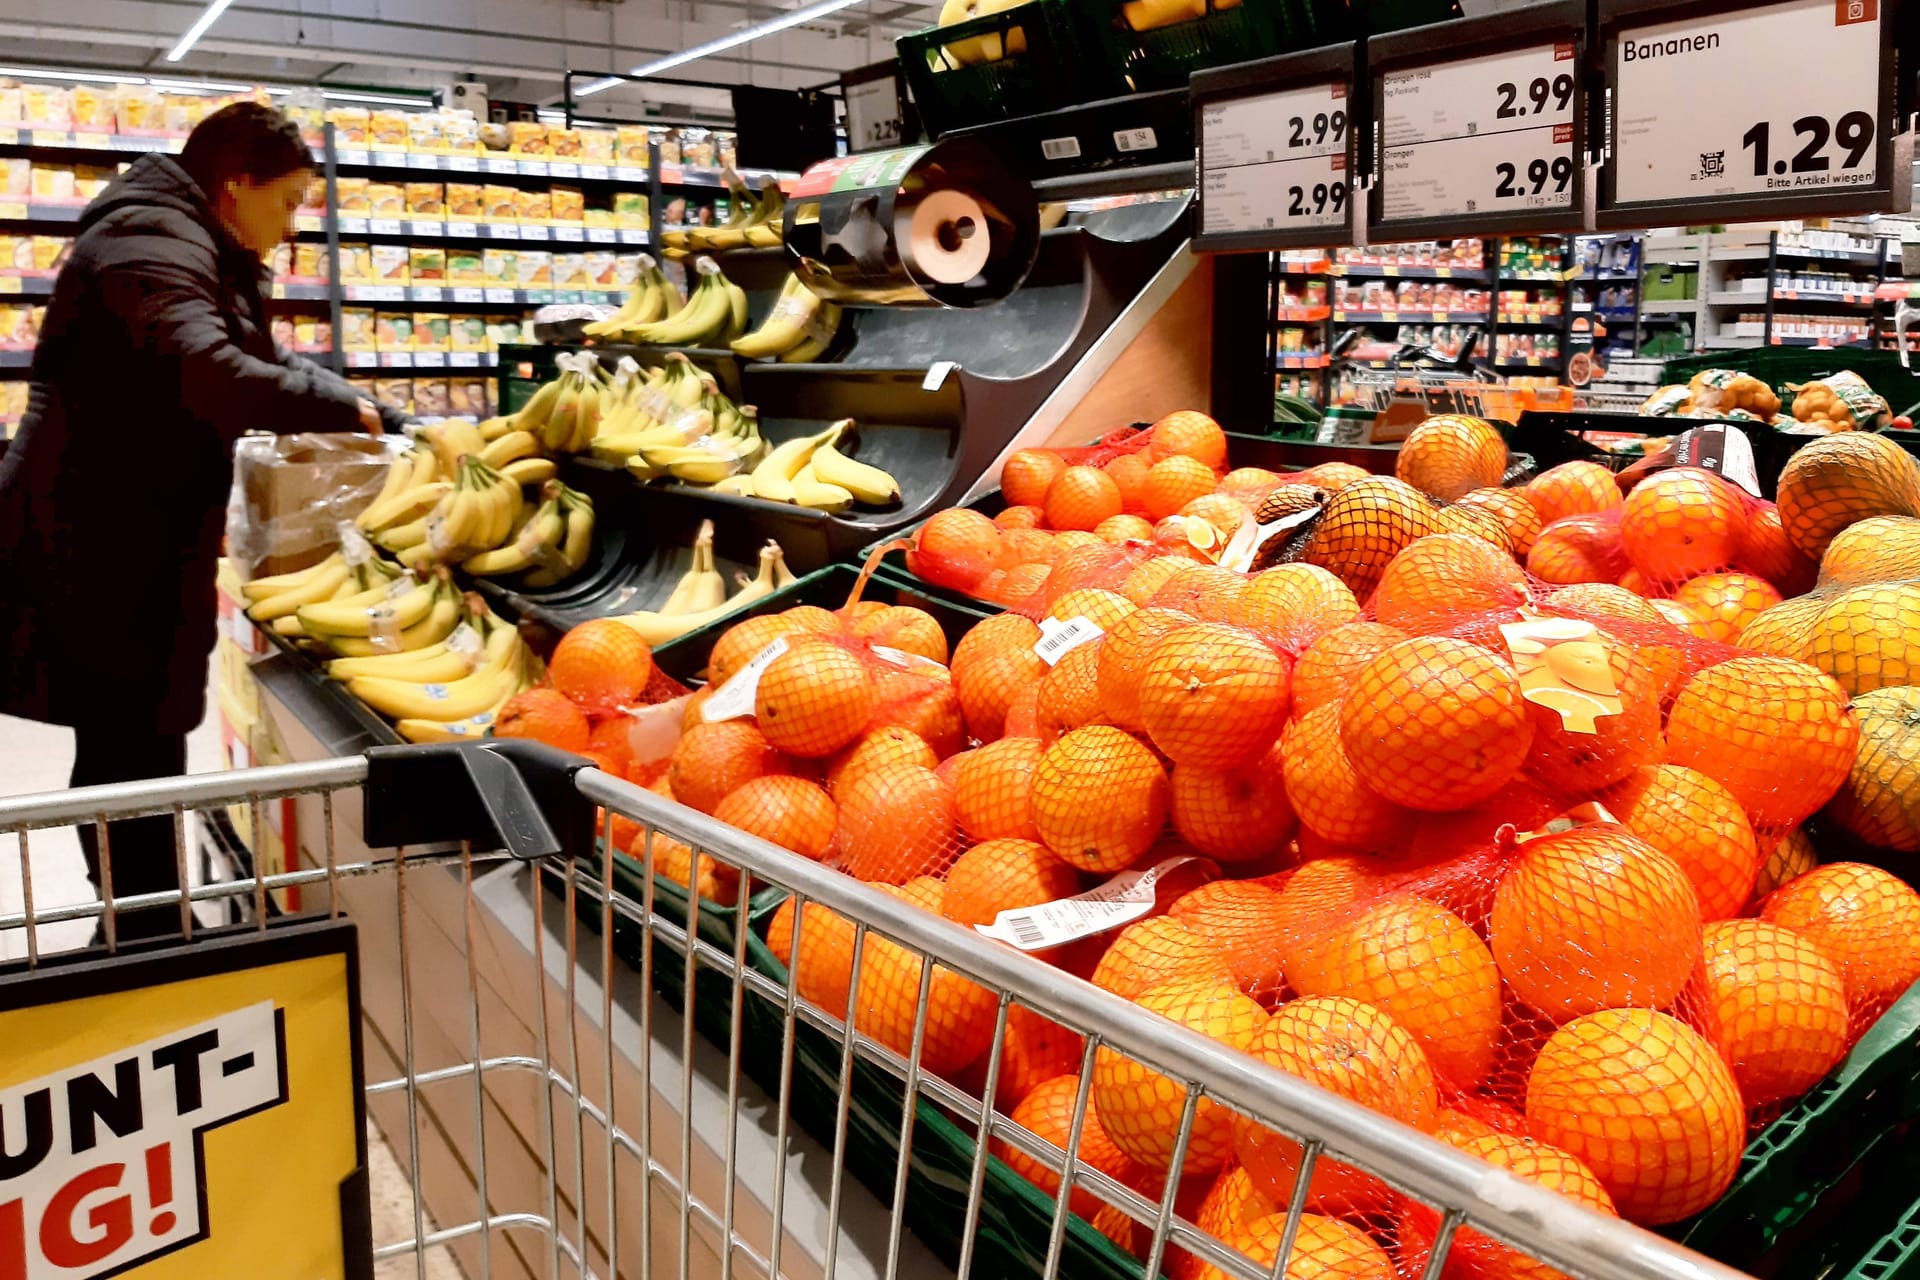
[701,637,788,723]
[976,856,1208,951]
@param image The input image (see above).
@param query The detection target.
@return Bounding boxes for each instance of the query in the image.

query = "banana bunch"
[514,351,611,454]
[730,274,842,363]
[581,255,682,339]
[720,418,902,512]
[600,256,746,349]
[243,548,400,626]
[662,179,785,256]
[416,419,490,476]
[464,480,597,585]
[614,537,795,646]
[347,606,541,727]
[385,455,522,570]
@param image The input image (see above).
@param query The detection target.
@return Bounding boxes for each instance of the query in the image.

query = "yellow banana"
[463,495,565,575]
[248,561,351,621]
[326,583,463,657]
[513,379,563,435]
[501,457,558,486]
[480,430,541,469]
[790,463,853,513]
[327,646,475,684]
[477,415,517,442]
[349,627,526,721]
[612,540,784,646]
[522,490,594,589]
[810,434,901,505]
[395,706,506,743]
[748,422,843,503]
[241,552,343,602]
[356,480,454,534]
[298,577,438,637]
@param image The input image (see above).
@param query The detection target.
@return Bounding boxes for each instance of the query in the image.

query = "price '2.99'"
[1495,75,1574,119]
[1288,111,1347,149]
[1494,155,1574,199]
[1741,112,1874,178]
[1288,182,1347,216]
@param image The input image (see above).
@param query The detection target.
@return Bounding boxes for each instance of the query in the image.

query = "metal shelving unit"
[1697,228,1891,351]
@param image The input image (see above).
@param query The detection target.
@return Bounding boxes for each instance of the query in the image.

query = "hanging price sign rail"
[1598,0,1909,225]
[1369,1,1589,241]
[1191,45,1359,253]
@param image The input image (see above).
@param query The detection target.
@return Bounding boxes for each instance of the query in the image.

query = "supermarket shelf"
[1492,356,1563,369]
[302,216,648,248]
[1706,290,1774,307]
[1767,336,1873,348]
[1702,335,1765,349]
[1274,353,1331,369]
[1769,290,1878,307]
[314,147,791,189]
[342,351,501,370]
[1333,310,1489,324]
[1275,306,1331,322]
[1332,264,1485,280]
[333,284,618,306]
[0,200,84,223]
[1710,244,1884,267]
[1570,302,1593,313]
[1584,270,1640,281]
[1640,299,1701,313]
[1495,316,1567,328]
[0,349,30,368]
[0,127,181,155]
[0,276,54,296]
[1500,270,1571,282]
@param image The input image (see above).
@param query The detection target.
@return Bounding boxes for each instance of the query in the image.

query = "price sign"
[520,224,551,241]
[519,159,551,176]
[587,227,617,243]
[551,161,580,178]
[554,225,585,242]
[411,286,443,302]
[1600,0,1900,224]
[337,148,370,166]
[383,352,414,368]
[338,217,369,235]
[449,351,481,367]
[580,164,611,180]
[615,165,647,182]
[1191,46,1358,252]
[485,157,519,175]
[446,221,478,238]
[484,287,517,303]
[446,154,480,172]
[1372,29,1583,238]
[414,350,446,367]
[452,287,485,303]
[369,217,404,236]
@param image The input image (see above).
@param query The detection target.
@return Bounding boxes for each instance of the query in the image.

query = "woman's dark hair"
[178,102,312,197]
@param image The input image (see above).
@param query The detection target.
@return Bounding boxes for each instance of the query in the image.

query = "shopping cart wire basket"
[0,743,1757,1280]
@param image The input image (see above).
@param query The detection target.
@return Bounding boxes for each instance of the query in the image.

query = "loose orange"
[1303,476,1440,599]
[713,775,837,861]
[1189,1212,1393,1280]
[1602,765,1759,920]
[1283,703,1412,850]
[995,1004,1087,1112]
[1099,607,1197,731]
[754,642,875,758]
[834,761,960,882]
[1372,534,1528,634]
[1400,1132,1616,1280]
[1093,978,1267,1173]
[670,719,792,814]
[1150,410,1230,469]
[952,736,1043,842]
[942,837,1076,928]
[1761,862,1920,1025]
[1340,637,1533,812]
[1620,468,1748,586]
[1142,455,1222,522]
[1046,465,1125,532]
[550,619,655,714]
[908,508,1004,591]
[1524,461,1622,525]
[994,1074,1141,1220]
[1032,726,1169,872]
[1169,739,1296,864]
[1287,894,1501,1086]
[1697,919,1849,1107]
[495,687,590,752]
[1003,449,1069,508]
[1291,622,1409,718]
[1138,623,1292,769]
[855,878,997,1076]
[1092,916,1235,999]
[1235,996,1438,1217]
[1525,1008,1744,1224]
[1672,572,1783,644]
[951,614,1048,742]
[1168,880,1290,997]
[1458,487,1545,556]
[1490,825,1702,1021]
[1105,452,1154,516]
[1237,564,1361,653]
[1036,641,1107,741]
[1666,657,1859,830]
[1396,415,1508,502]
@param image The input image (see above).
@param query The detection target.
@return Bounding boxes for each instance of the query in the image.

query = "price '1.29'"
[1287,182,1347,216]
[1494,155,1574,199]
[1741,112,1874,178]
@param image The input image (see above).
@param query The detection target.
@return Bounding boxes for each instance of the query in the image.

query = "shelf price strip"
[1196,79,1351,247]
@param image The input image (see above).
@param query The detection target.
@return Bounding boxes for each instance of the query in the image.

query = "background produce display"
[471,402,1920,1276]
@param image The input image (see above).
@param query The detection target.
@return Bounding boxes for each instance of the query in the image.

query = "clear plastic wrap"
[226,432,406,579]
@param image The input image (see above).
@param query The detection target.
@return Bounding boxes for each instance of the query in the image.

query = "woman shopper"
[0,101,401,941]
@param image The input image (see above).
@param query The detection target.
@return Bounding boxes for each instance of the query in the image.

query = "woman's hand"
[358,401,385,436]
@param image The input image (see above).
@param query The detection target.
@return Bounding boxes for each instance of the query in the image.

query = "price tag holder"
[1369,2,1587,240]
[554,225,585,242]
[550,161,580,179]
[452,287,485,303]
[1597,0,1907,226]
[1191,44,1359,252]
[445,154,480,172]
[449,351,481,367]
[446,221,478,238]
[484,287,518,304]
[587,227,617,243]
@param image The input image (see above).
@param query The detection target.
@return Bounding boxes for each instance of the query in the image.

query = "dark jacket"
[0,154,390,733]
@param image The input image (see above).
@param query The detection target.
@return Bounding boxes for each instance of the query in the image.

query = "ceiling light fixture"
[575,0,866,95]
[166,0,238,62]
[0,67,148,84]
[146,75,255,93]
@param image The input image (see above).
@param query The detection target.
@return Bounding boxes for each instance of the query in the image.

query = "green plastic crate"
[897,0,1124,139]
[1096,0,1306,93]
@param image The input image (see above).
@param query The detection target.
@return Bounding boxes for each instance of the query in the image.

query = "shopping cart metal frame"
[0,743,1758,1280]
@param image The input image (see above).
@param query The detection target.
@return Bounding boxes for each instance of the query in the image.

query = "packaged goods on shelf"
[507,122,545,155]
[370,244,410,284]
[372,377,411,412]
[408,246,445,283]
[405,182,443,217]
[616,126,649,164]
[613,192,649,228]
[1338,239,1485,270]
[339,243,373,283]
[367,183,404,217]
[1,158,25,195]
[448,378,491,418]
[482,249,515,287]
[374,312,413,351]
[450,317,489,352]
[411,378,449,417]
[448,249,482,285]
[513,189,551,223]
[292,243,327,281]
[482,185,517,221]
[326,107,370,144]
[446,182,482,218]
[516,251,552,288]
[552,186,583,223]
[341,308,376,351]
[335,178,370,214]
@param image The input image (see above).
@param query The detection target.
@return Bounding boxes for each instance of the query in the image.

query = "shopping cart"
[0,743,1757,1280]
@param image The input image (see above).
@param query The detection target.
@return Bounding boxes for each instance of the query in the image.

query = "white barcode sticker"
[977,856,1206,951]
[870,643,945,672]
[1041,136,1082,161]
[446,622,485,664]
[337,522,375,567]
[1113,126,1157,153]
[385,571,418,600]
[1033,616,1103,666]
[700,636,788,723]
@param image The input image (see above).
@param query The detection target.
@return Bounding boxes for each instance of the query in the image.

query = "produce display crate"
[1096,0,1308,93]
[1662,349,1920,426]
[897,0,1124,138]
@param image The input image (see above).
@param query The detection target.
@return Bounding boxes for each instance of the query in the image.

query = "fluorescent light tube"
[0,67,147,84]
[147,76,254,93]
[576,0,865,93]
[319,90,432,106]
[166,0,237,62]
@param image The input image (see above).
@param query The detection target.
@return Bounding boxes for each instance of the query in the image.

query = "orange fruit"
[1286,894,1502,1086]
[1221,466,1285,503]
[1458,487,1544,556]
[1666,656,1858,830]
[1752,827,1817,900]
[1697,919,1849,1107]
[1168,880,1290,997]
[1049,586,1136,631]
[1526,513,1625,585]
[713,775,837,861]
[680,685,715,729]
[1602,765,1759,920]
[1169,739,1296,864]
[1303,476,1440,599]
[1093,977,1267,1173]
[767,895,858,1015]
[1237,564,1361,653]
[1105,452,1153,516]
[1120,555,1199,607]
[1395,415,1508,502]
[1001,527,1059,567]
[951,614,1048,742]
[1167,1165,1278,1280]
[828,724,938,796]
[495,687,591,752]
[1543,581,1664,628]
[1340,637,1532,812]
[1099,607,1197,731]
[994,1004,1086,1112]
[834,762,959,882]
[1180,493,1253,543]
[1096,514,1156,543]
[1805,581,1920,696]
[1652,597,1716,640]
[710,608,844,687]
[1400,1132,1616,1280]
[909,508,1004,590]
[943,837,1076,928]
[1826,686,1920,851]
[1776,430,1920,560]
[995,504,1045,531]
[1761,862,1920,1024]
[1003,449,1069,508]
[1235,996,1438,1217]
[1521,631,1664,795]
[1371,533,1528,634]
[1046,465,1125,532]
[1036,641,1107,741]
[1189,1212,1392,1280]
[952,736,1043,842]
[1150,564,1248,624]
[1739,504,1817,597]
[1819,514,1920,587]
[1434,501,1518,555]
[1524,461,1622,525]
[1149,410,1229,469]
[550,619,655,714]
[1092,916,1235,999]
[1672,572,1783,644]
[587,718,636,775]
[1138,623,1291,770]
[1273,857,1395,940]
[1620,468,1748,586]
[1490,825,1702,1021]
[1142,455,1221,522]
[852,604,950,666]
[1291,622,1408,717]
[1524,1007,1744,1224]
[1032,725,1169,872]
[1282,703,1412,850]
[993,1074,1140,1220]
[753,642,874,758]
[984,562,1052,607]
[855,878,998,1076]
[647,832,739,906]
[670,719,791,814]
[873,666,967,759]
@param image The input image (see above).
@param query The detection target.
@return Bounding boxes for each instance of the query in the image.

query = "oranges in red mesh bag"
[1619,467,1749,589]
[1666,656,1858,831]
[1395,415,1509,502]
[1340,636,1533,812]
[1304,477,1440,599]
[1372,533,1528,637]
[1525,460,1622,526]
[1137,622,1291,770]
[993,1073,1141,1220]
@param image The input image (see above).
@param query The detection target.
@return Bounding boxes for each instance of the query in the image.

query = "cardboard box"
[230,434,392,577]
